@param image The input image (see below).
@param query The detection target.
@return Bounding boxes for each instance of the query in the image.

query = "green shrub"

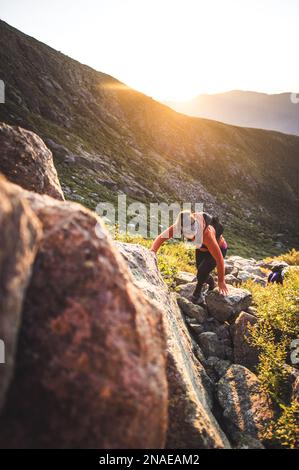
[265,401,299,449]
[244,267,299,448]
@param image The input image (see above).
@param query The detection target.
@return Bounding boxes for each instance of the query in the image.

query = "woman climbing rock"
[151,210,229,304]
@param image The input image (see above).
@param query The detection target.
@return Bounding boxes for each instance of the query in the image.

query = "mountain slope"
[165,90,299,136]
[0,20,299,257]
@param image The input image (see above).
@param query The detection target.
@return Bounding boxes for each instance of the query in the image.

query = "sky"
[1,0,299,101]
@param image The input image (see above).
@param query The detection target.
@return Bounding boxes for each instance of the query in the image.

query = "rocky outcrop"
[0,183,167,449]
[257,259,289,271]
[206,286,252,322]
[224,256,269,286]
[0,176,41,411]
[175,275,253,366]
[0,123,64,200]
[217,365,274,440]
[232,312,259,369]
[175,255,271,291]
[117,243,230,449]
[173,268,276,447]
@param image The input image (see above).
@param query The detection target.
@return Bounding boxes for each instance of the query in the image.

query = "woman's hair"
[174,210,192,236]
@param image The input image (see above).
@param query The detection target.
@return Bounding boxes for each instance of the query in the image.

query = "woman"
[150,210,228,304]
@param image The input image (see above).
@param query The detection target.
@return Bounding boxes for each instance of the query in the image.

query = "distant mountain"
[165,91,299,136]
[0,20,299,257]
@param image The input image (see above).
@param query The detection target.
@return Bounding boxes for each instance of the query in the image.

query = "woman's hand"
[218,280,229,296]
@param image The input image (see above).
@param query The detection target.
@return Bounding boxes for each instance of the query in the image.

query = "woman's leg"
[192,250,216,300]
[205,246,227,291]
[206,274,215,291]
[192,246,228,302]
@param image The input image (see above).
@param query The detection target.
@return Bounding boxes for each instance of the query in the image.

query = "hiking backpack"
[202,212,224,241]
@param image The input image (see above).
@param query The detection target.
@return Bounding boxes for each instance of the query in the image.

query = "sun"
[125,73,200,103]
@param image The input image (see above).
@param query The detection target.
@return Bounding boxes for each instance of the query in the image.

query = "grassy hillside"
[0,20,299,257]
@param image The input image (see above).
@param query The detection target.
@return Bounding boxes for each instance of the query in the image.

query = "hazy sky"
[1,0,299,100]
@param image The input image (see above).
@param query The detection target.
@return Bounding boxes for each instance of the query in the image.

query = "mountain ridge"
[165,90,299,136]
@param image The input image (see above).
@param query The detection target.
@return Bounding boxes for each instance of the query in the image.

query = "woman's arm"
[204,228,228,295]
[150,224,175,253]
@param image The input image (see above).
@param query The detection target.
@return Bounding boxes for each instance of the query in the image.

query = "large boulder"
[0,186,167,449]
[198,332,232,360]
[174,271,195,285]
[240,265,266,278]
[177,296,207,322]
[236,271,253,283]
[237,271,267,286]
[206,286,252,322]
[227,256,257,269]
[252,276,267,287]
[224,259,237,275]
[185,317,205,337]
[225,273,238,286]
[217,365,274,440]
[225,256,269,286]
[232,312,259,369]
[0,176,41,411]
[117,242,230,449]
[176,281,197,301]
[205,357,231,382]
[0,123,64,200]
